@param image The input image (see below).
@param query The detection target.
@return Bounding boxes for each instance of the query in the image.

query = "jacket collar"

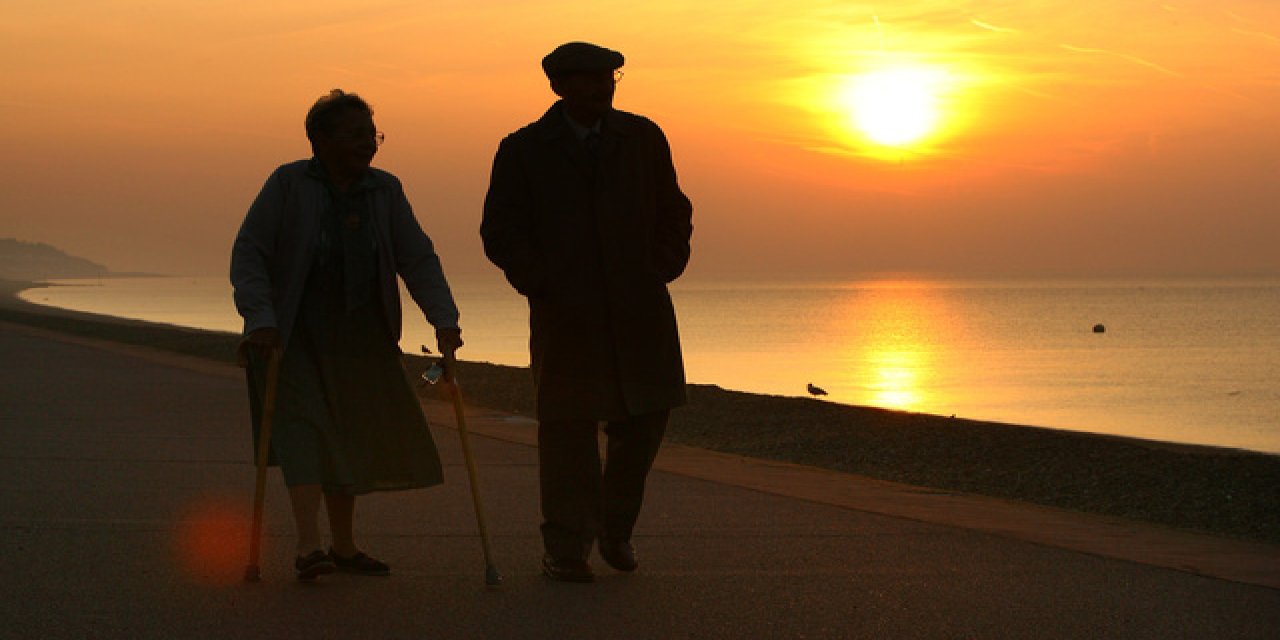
[306,157,383,194]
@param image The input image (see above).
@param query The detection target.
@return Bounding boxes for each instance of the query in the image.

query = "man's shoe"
[329,549,391,576]
[598,538,638,572]
[295,549,337,582]
[541,553,594,583]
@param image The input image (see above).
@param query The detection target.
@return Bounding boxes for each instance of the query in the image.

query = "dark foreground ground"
[4,278,1278,545]
[2,321,1279,639]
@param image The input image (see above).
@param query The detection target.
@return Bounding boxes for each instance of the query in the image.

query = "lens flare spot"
[174,498,252,584]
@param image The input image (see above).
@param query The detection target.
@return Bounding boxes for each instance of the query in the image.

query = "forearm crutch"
[244,346,283,583]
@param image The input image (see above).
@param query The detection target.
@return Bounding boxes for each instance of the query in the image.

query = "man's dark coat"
[482,102,693,422]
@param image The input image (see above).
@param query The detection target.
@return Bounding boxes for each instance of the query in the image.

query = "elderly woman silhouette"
[232,89,462,580]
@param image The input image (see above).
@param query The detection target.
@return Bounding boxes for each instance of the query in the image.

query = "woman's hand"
[435,327,463,356]
[236,327,280,367]
[246,327,280,348]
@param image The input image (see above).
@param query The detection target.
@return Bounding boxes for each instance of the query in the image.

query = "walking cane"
[244,346,283,583]
[436,349,504,589]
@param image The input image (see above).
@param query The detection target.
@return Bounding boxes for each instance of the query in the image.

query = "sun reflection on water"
[825,280,957,413]
[866,350,922,410]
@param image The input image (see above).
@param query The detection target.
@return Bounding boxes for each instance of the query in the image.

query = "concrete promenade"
[2,322,1278,639]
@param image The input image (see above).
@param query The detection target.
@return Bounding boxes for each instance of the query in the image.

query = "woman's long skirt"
[245,280,443,495]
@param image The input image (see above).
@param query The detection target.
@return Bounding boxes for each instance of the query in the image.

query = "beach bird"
[807,383,828,396]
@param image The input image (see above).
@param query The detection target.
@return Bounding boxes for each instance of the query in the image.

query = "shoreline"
[3,277,1279,544]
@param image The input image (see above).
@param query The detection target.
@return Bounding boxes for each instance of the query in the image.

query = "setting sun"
[839,67,948,146]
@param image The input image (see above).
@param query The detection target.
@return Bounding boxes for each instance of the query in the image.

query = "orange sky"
[2,1,1278,278]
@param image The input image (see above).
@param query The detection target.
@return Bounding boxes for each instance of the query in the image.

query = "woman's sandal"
[329,549,391,576]
[295,549,337,582]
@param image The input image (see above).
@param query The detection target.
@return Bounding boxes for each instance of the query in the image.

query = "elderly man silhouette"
[482,42,694,583]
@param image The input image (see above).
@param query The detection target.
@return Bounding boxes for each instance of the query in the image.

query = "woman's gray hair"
[304,89,374,142]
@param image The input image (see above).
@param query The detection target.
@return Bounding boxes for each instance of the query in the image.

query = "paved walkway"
[2,322,1278,639]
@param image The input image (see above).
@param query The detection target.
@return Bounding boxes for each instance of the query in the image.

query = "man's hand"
[436,327,463,357]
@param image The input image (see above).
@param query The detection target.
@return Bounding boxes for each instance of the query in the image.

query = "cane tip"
[484,566,505,589]
[244,565,262,583]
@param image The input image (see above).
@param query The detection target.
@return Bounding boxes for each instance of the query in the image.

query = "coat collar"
[532,101,636,178]
[533,100,637,143]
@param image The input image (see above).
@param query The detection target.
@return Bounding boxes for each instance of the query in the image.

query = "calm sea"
[20,274,1280,454]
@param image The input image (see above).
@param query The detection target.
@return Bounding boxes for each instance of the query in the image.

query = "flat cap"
[541,42,624,78]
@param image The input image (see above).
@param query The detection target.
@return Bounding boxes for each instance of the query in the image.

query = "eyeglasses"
[373,131,385,147]
[564,70,624,85]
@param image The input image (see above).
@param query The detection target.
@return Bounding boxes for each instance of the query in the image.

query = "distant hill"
[0,238,109,281]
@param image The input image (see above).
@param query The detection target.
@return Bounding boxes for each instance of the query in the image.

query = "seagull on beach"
[807,383,828,396]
